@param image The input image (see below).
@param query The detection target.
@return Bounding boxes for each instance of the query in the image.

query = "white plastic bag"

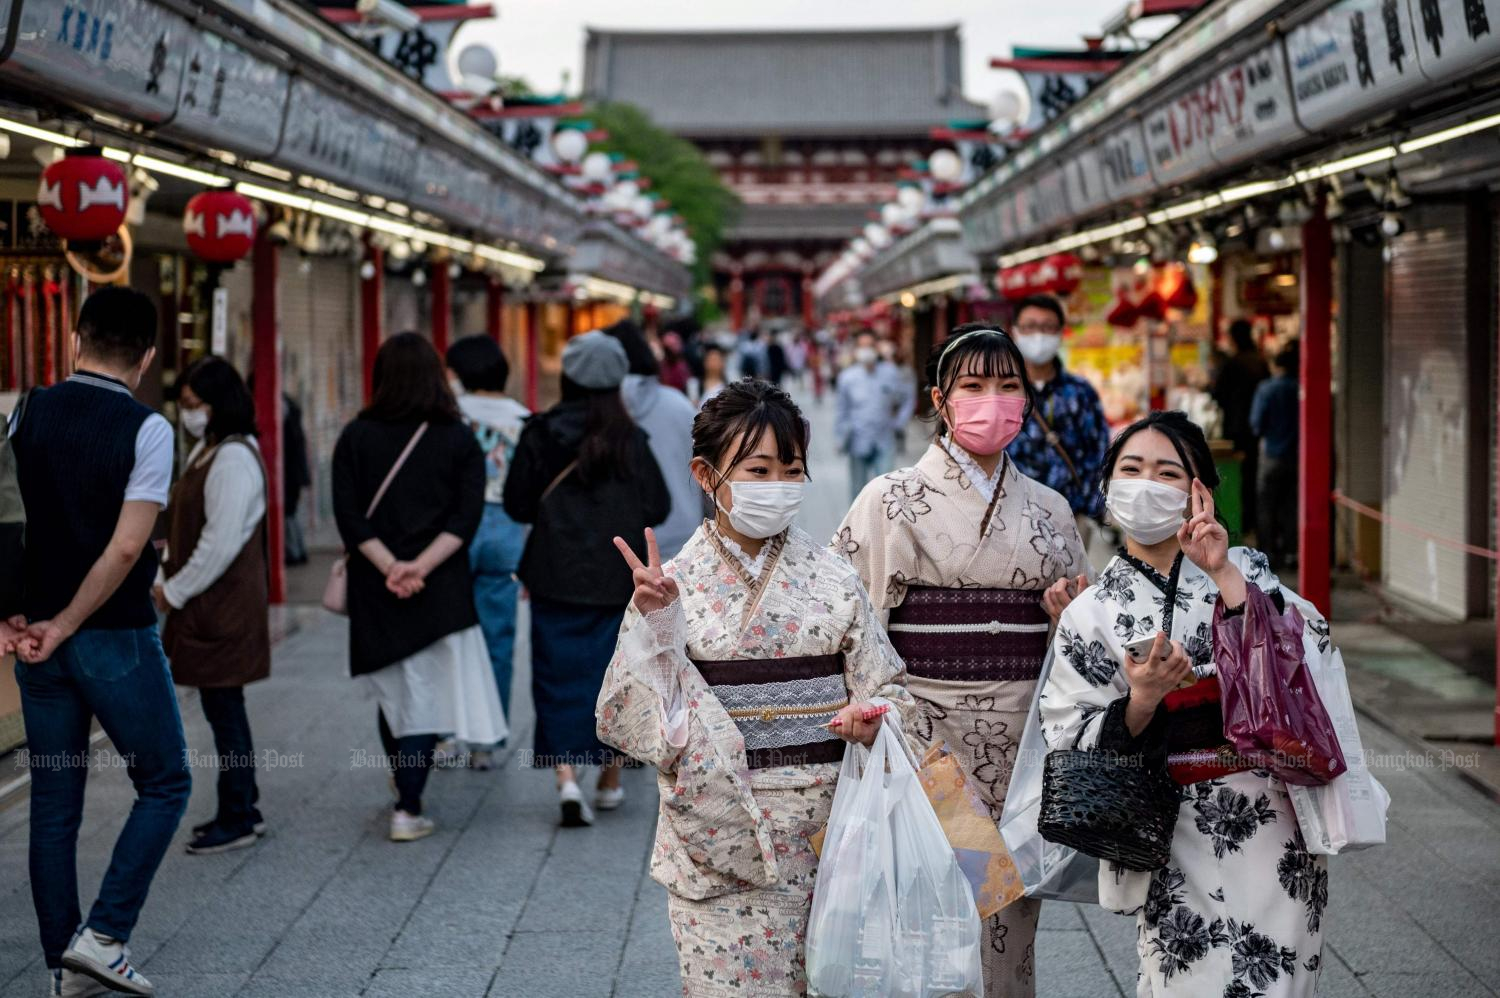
[1287,645,1391,854]
[998,650,1100,903]
[807,724,983,998]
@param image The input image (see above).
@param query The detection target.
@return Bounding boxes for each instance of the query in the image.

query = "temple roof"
[582,26,987,138]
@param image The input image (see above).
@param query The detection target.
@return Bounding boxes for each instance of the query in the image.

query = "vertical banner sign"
[211,286,228,356]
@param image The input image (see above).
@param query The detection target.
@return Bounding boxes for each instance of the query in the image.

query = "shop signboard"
[1030,166,1074,232]
[160,31,290,159]
[1143,88,1217,187]
[1286,0,1425,132]
[1067,147,1109,219]
[0,0,188,122]
[1407,0,1500,83]
[1096,120,1155,203]
[1207,41,1307,169]
[410,144,489,225]
[279,79,420,200]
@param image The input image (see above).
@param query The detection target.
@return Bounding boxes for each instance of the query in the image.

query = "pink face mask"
[944,394,1026,456]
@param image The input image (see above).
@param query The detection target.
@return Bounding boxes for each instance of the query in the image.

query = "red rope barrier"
[1332,490,1500,561]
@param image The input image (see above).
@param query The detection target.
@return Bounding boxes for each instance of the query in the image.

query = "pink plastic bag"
[1212,584,1347,787]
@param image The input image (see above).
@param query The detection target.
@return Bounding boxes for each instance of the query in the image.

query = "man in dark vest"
[9,286,189,998]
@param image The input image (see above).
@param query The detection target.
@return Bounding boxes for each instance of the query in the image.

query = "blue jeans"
[470,504,525,736]
[16,627,191,967]
[848,446,892,502]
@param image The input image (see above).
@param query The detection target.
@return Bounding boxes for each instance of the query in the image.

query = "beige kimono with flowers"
[597,522,911,997]
[836,441,1086,998]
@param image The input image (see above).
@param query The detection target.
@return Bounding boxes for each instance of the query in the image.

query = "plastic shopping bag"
[1286,645,1391,854]
[998,650,1100,904]
[1212,584,1347,786]
[807,724,983,998]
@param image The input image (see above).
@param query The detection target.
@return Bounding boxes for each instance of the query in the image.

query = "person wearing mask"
[835,329,905,500]
[836,325,1088,997]
[333,333,506,843]
[693,343,728,407]
[445,335,530,770]
[505,331,670,826]
[597,379,910,996]
[657,331,693,395]
[605,319,697,560]
[1005,295,1111,550]
[1040,410,1338,998]
[7,286,190,997]
[877,338,918,458]
[153,357,271,858]
[1211,319,1270,528]
[1250,342,1301,572]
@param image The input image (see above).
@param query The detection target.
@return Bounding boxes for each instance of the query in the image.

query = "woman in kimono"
[596,379,911,997]
[837,324,1089,998]
[1040,410,1328,998]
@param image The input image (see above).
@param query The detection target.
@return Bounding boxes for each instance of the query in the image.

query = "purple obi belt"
[692,654,848,769]
[887,586,1051,683]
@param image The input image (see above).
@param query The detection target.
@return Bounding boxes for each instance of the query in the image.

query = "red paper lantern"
[1018,261,1046,295]
[998,267,1030,301]
[1136,290,1168,322]
[1047,253,1084,295]
[184,190,256,263]
[1031,256,1060,294]
[1161,266,1199,311]
[38,147,128,243]
[1106,294,1139,328]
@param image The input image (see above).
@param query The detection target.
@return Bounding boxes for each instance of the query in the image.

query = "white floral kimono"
[1041,546,1329,998]
[836,441,1086,998]
[597,521,911,997]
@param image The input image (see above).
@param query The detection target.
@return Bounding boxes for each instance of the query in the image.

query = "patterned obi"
[887,586,1051,683]
[1162,674,1254,786]
[692,654,848,770]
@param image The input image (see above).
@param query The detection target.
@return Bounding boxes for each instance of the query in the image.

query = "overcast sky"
[479,0,1141,105]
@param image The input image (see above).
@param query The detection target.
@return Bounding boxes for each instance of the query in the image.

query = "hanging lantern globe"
[552,128,588,164]
[929,148,963,183]
[897,185,926,212]
[184,189,257,263]
[581,151,613,182]
[880,203,904,228]
[998,267,1030,301]
[1046,253,1084,295]
[38,146,129,243]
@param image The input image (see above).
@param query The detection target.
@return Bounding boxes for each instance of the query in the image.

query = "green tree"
[588,101,740,291]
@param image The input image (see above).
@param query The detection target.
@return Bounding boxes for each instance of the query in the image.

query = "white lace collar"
[940,437,1005,504]
[715,528,770,578]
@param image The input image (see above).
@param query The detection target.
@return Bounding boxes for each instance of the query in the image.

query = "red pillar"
[729,269,746,331]
[251,232,285,605]
[934,296,950,341]
[801,272,816,328]
[360,241,383,404]
[1298,197,1333,615]
[431,261,452,357]
[524,300,540,411]
[486,277,504,345]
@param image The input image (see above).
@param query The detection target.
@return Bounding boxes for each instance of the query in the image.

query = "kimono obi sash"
[887,586,1050,683]
[692,654,848,769]
[1162,674,1254,785]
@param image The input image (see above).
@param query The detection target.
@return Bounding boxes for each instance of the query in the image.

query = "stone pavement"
[0,385,1497,996]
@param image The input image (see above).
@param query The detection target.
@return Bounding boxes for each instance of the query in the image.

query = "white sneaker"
[48,967,110,997]
[558,780,594,827]
[60,929,153,996]
[595,785,625,811]
[389,809,435,842]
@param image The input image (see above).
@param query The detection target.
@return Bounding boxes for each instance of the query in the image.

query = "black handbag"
[1037,735,1181,872]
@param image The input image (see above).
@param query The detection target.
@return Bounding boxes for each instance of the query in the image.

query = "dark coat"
[332,417,485,676]
[503,399,671,607]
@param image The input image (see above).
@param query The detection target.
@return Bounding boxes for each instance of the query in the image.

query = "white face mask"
[854,346,878,367]
[1105,478,1188,545]
[180,407,210,439]
[1014,333,1062,366]
[723,481,805,539]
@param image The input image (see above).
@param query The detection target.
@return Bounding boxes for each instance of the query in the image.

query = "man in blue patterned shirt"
[1005,295,1111,544]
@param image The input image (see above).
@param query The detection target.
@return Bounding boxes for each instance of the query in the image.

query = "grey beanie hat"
[561,330,629,389]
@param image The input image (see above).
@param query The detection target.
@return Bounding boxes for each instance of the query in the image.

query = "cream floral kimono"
[597,521,911,997]
[836,440,1086,998]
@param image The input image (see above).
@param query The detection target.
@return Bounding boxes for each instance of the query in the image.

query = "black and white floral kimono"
[1040,547,1329,998]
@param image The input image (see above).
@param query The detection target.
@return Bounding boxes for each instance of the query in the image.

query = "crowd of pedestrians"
[0,283,1342,998]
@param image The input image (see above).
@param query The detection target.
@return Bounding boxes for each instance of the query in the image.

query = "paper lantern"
[552,128,588,164]
[929,148,963,183]
[38,147,128,242]
[1160,266,1198,311]
[1047,253,1084,295]
[897,185,926,212]
[997,267,1029,302]
[1106,294,1139,328]
[1136,290,1167,322]
[1031,256,1060,293]
[184,190,256,263]
[581,151,613,182]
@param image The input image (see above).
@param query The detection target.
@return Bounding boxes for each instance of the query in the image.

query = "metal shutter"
[1383,203,1476,617]
[384,277,421,338]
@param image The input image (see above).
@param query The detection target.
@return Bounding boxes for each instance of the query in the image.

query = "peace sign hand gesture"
[1178,478,1229,575]
[613,527,680,615]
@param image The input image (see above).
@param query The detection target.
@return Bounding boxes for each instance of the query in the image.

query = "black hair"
[1229,319,1256,352]
[1014,294,1066,328]
[701,343,726,361]
[446,334,510,393]
[363,332,462,424]
[560,374,637,484]
[77,286,157,367]
[179,356,257,444]
[1100,410,1220,498]
[924,323,1037,437]
[1275,340,1300,378]
[692,378,810,478]
[604,319,659,378]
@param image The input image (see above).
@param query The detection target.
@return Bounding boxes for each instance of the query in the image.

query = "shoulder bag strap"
[1030,407,1080,486]
[538,459,579,505]
[365,422,428,519]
